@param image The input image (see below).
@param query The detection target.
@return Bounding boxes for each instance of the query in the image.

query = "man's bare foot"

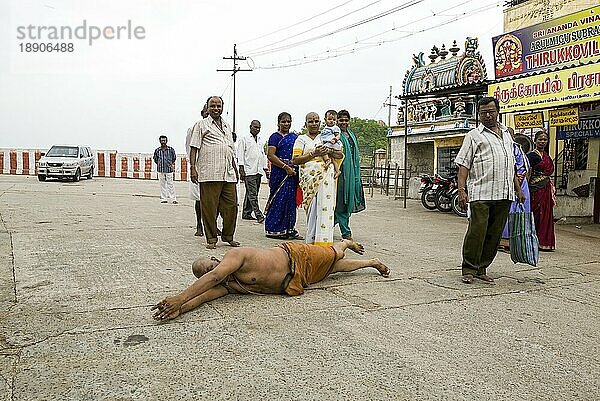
[206,243,217,250]
[372,258,390,277]
[474,274,495,284]
[344,239,364,255]
[151,296,184,320]
[227,241,240,247]
[194,229,204,237]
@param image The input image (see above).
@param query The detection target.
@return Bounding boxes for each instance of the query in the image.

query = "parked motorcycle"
[420,173,468,217]
[419,174,437,210]
[433,175,456,213]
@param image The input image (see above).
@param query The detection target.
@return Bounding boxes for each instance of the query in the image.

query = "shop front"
[489,5,600,222]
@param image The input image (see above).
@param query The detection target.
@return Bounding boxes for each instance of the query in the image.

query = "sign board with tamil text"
[489,63,600,112]
[493,6,600,79]
[557,116,600,139]
[549,107,579,126]
[514,112,544,129]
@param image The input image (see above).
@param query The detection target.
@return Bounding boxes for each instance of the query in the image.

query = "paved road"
[1,175,599,400]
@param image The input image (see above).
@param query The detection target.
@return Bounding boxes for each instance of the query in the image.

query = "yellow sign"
[549,107,579,126]
[435,137,464,148]
[493,6,600,79]
[489,63,600,112]
[514,112,544,129]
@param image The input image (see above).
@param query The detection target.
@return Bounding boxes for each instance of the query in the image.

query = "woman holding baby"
[292,111,343,246]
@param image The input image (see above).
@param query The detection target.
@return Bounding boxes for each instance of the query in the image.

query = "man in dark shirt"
[153,135,177,204]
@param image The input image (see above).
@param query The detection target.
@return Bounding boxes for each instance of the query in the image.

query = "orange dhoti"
[278,242,337,296]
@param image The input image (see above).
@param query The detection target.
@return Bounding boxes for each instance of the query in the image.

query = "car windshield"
[46,146,78,158]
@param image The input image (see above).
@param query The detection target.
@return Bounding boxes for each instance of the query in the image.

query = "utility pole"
[381,86,397,198]
[383,86,396,129]
[217,44,252,139]
[383,85,397,161]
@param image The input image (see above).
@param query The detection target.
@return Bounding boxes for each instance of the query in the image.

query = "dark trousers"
[200,182,238,244]
[462,200,511,275]
[242,174,264,219]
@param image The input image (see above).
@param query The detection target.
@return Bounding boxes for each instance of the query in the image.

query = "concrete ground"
[0,174,599,401]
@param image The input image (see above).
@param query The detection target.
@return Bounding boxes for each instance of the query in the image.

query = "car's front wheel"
[87,166,94,179]
[72,169,80,182]
[38,174,46,182]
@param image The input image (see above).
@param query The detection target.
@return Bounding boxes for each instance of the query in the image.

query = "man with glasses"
[455,97,525,284]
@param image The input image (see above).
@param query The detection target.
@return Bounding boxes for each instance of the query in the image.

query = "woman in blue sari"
[265,112,302,239]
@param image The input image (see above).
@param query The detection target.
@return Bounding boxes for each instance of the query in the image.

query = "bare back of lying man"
[152,239,390,320]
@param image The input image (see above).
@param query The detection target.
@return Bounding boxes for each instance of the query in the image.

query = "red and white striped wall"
[0,149,189,181]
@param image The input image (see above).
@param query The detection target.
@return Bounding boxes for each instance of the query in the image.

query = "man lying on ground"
[152,239,390,320]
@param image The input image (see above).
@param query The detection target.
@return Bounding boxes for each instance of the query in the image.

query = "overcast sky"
[1,0,504,153]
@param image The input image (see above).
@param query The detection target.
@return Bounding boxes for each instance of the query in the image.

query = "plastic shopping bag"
[509,204,539,267]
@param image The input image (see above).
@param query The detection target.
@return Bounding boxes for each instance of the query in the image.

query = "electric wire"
[246,0,424,57]
[259,0,473,64]
[220,76,234,98]
[244,0,384,54]
[223,77,233,118]
[372,96,388,119]
[255,2,500,70]
[239,0,358,45]
[247,0,420,56]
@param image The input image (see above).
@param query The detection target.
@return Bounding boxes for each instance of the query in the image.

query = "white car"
[37,145,95,182]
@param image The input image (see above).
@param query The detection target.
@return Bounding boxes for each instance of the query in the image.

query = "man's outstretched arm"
[151,250,244,319]
[152,285,228,320]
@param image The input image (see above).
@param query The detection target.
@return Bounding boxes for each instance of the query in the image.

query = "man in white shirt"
[189,96,240,250]
[455,97,525,284]
[238,120,269,223]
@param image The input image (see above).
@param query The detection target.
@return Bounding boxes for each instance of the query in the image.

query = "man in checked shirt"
[153,135,177,204]
[189,96,240,250]
[455,97,525,284]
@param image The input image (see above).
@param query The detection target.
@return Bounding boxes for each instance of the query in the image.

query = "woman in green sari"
[334,109,366,240]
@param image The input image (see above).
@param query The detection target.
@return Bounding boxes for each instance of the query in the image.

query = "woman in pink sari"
[526,130,556,251]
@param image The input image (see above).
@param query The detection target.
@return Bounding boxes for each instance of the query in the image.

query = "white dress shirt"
[237,134,267,176]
